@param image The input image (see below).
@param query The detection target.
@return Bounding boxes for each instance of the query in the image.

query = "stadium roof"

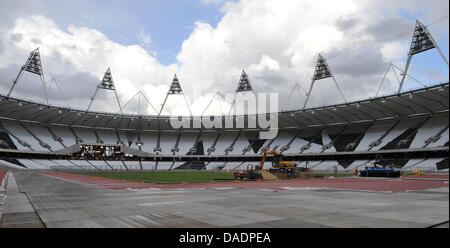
[0,82,448,132]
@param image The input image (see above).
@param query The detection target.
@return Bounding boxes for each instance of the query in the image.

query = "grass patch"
[71,171,235,184]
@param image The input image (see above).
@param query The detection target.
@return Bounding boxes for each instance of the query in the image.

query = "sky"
[0,0,448,116]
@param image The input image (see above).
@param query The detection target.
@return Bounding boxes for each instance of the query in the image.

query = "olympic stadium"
[0,19,448,228]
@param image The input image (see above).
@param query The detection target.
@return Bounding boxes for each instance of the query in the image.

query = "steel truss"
[398,20,449,94]
[7,48,48,104]
[87,68,123,114]
[228,70,256,115]
[303,54,346,109]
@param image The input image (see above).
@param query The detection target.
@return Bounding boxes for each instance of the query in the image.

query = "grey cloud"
[330,48,387,77]
[336,17,361,32]
[9,33,23,43]
[365,17,414,41]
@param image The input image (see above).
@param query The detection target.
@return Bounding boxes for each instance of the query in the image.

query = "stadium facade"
[0,20,448,172]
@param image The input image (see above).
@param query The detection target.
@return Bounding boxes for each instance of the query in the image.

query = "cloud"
[137,29,152,48]
[0,15,179,114]
[0,0,448,115]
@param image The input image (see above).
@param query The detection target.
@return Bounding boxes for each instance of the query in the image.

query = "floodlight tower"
[228,70,255,115]
[303,54,346,109]
[87,68,123,114]
[398,20,449,94]
[158,74,192,116]
[154,74,192,154]
[8,48,48,104]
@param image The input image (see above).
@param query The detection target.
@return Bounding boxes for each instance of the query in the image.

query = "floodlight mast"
[158,74,192,117]
[155,74,192,153]
[228,70,255,115]
[8,48,49,104]
[398,20,449,94]
[303,54,346,109]
[87,68,123,114]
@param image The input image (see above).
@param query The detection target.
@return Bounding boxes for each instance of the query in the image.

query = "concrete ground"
[0,171,448,228]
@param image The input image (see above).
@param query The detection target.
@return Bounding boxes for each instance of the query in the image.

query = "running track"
[402,175,449,180]
[40,171,449,193]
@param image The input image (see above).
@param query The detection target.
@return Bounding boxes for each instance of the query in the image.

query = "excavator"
[261,149,305,177]
[234,149,308,180]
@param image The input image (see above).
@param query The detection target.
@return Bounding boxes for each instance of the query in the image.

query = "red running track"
[40,171,449,193]
[0,172,6,187]
[402,175,449,180]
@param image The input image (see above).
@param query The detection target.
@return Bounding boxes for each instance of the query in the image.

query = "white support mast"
[8,48,48,104]
[303,54,346,109]
[398,20,449,94]
[158,74,192,117]
[87,68,122,114]
[228,70,255,115]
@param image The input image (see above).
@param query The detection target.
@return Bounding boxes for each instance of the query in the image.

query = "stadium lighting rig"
[87,68,123,114]
[228,70,256,115]
[398,20,449,94]
[7,48,49,104]
[153,74,192,153]
[303,54,346,109]
[158,74,192,116]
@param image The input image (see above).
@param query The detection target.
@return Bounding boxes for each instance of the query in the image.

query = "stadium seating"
[67,160,97,169]
[178,133,198,155]
[136,132,154,153]
[124,161,142,170]
[0,159,25,169]
[1,115,448,172]
[356,120,397,151]
[2,123,45,151]
[140,161,156,170]
[49,126,77,147]
[214,132,237,155]
[312,161,344,171]
[24,124,65,151]
[97,130,119,145]
[266,132,292,153]
[73,128,98,145]
[18,159,50,169]
[105,160,126,170]
[200,133,218,154]
[0,84,448,172]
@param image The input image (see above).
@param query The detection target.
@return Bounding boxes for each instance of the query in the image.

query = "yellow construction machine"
[260,149,309,177]
[233,149,308,180]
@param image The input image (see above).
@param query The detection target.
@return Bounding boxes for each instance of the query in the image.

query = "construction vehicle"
[261,149,310,178]
[233,165,263,180]
[233,150,310,180]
